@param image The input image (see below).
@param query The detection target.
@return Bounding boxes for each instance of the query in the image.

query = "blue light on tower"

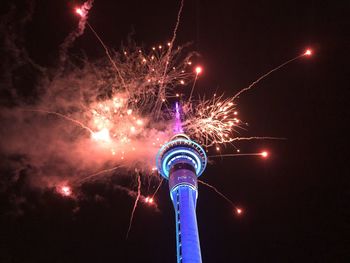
[156,133,207,263]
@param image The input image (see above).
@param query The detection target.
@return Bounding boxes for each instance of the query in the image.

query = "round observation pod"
[156,134,207,179]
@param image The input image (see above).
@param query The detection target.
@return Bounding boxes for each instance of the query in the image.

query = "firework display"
[0,1,312,243]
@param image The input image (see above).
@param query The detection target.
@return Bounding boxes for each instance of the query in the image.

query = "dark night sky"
[0,0,348,262]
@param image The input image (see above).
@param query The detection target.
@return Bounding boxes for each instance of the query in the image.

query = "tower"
[156,134,207,263]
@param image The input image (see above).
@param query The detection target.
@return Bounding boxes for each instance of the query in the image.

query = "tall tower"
[156,134,207,263]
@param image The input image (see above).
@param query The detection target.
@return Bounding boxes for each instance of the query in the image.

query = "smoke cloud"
[0,1,180,192]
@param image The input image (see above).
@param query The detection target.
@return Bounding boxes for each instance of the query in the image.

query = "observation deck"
[156,134,207,180]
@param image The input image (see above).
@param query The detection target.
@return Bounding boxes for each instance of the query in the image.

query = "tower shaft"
[156,134,207,263]
[170,166,202,263]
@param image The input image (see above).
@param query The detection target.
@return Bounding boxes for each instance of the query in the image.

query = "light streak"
[198,180,234,206]
[232,50,311,100]
[84,21,126,87]
[77,165,124,184]
[198,180,244,216]
[74,3,126,86]
[188,66,202,101]
[22,109,94,134]
[155,0,185,118]
[151,178,164,199]
[209,152,268,158]
[126,174,141,239]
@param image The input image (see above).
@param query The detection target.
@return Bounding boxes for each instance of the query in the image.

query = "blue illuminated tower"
[156,134,207,263]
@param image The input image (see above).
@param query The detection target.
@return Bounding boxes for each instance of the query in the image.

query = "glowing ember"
[74,1,93,19]
[59,185,72,197]
[261,151,269,158]
[195,66,202,75]
[304,49,312,56]
[75,8,83,17]
[145,197,154,204]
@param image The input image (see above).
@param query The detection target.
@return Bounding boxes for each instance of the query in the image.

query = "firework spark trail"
[60,0,94,64]
[232,53,305,100]
[169,0,184,49]
[22,108,94,134]
[183,95,242,147]
[188,73,198,101]
[155,0,185,118]
[151,178,164,199]
[113,185,160,214]
[228,136,286,142]
[75,165,124,184]
[126,173,141,239]
[209,153,264,158]
[183,51,311,147]
[85,22,126,88]
[183,90,286,147]
[198,180,235,207]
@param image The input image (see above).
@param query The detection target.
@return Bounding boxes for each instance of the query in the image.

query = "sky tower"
[156,133,207,263]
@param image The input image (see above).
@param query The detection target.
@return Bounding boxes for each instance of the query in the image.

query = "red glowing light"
[261,151,268,158]
[195,66,202,75]
[236,208,242,215]
[145,196,154,204]
[59,185,72,197]
[304,49,312,56]
[75,7,83,17]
